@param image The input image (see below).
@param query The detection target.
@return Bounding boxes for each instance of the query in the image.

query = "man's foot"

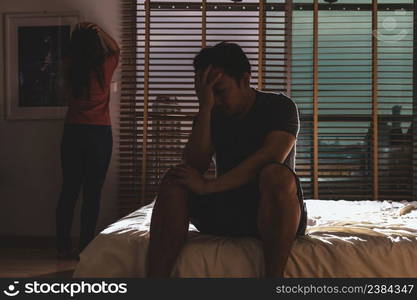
[56,248,80,260]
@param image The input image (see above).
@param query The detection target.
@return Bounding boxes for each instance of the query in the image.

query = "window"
[291,0,415,200]
[120,0,416,215]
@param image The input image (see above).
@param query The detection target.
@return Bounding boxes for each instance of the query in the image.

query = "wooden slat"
[285,0,293,97]
[372,0,379,200]
[258,0,265,90]
[140,0,151,206]
[201,0,206,49]
[414,0,417,201]
[125,3,415,12]
[313,0,319,200]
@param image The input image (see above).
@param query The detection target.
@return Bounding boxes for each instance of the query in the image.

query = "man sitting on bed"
[146,41,308,278]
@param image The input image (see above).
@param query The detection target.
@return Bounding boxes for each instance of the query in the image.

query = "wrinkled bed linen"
[73,199,417,278]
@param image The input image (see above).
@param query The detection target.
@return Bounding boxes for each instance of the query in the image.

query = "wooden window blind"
[120,0,416,216]
[291,0,415,200]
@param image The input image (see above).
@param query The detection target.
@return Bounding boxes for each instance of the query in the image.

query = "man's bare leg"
[257,163,301,278]
[146,168,190,277]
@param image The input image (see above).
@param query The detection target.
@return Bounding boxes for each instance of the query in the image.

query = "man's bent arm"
[182,107,214,174]
[205,130,296,194]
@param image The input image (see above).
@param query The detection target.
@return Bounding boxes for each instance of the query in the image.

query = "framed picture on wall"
[4,12,80,120]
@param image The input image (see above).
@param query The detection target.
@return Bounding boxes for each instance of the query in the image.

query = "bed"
[73,199,417,278]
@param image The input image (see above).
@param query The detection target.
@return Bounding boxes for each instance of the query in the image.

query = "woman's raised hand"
[76,22,101,33]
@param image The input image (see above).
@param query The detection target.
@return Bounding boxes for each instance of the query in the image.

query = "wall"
[0,0,121,241]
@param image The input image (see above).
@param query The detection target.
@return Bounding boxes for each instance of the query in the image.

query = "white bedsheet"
[73,199,417,278]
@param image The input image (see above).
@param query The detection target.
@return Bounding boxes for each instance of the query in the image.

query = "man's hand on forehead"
[194,65,224,110]
[207,66,223,79]
[207,67,224,90]
[195,65,223,87]
[196,65,222,80]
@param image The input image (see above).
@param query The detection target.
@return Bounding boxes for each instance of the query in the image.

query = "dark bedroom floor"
[0,248,78,278]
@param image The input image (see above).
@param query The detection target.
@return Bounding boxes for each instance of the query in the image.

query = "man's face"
[207,67,248,116]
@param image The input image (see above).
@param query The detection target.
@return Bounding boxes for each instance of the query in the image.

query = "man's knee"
[158,165,190,199]
[257,164,301,235]
[161,164,192,181]
[259,163,297,194]
[160,164,182,184]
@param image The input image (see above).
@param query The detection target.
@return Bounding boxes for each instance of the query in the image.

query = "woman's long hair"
[67,27,106,99]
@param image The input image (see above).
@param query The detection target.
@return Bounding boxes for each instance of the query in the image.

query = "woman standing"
[56,22,120,259]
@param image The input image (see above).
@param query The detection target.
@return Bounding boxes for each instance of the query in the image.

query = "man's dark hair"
[193,41,251,86]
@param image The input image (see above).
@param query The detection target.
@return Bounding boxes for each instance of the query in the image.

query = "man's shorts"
[188,162,308,238]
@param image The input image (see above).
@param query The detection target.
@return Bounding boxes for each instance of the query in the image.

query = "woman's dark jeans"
[56,123,113,252]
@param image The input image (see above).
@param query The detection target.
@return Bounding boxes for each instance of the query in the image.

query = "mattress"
[73,199,417,278]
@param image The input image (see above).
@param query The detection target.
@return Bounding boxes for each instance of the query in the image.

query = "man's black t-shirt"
[189,89,306,237]
[207,88,300,176]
